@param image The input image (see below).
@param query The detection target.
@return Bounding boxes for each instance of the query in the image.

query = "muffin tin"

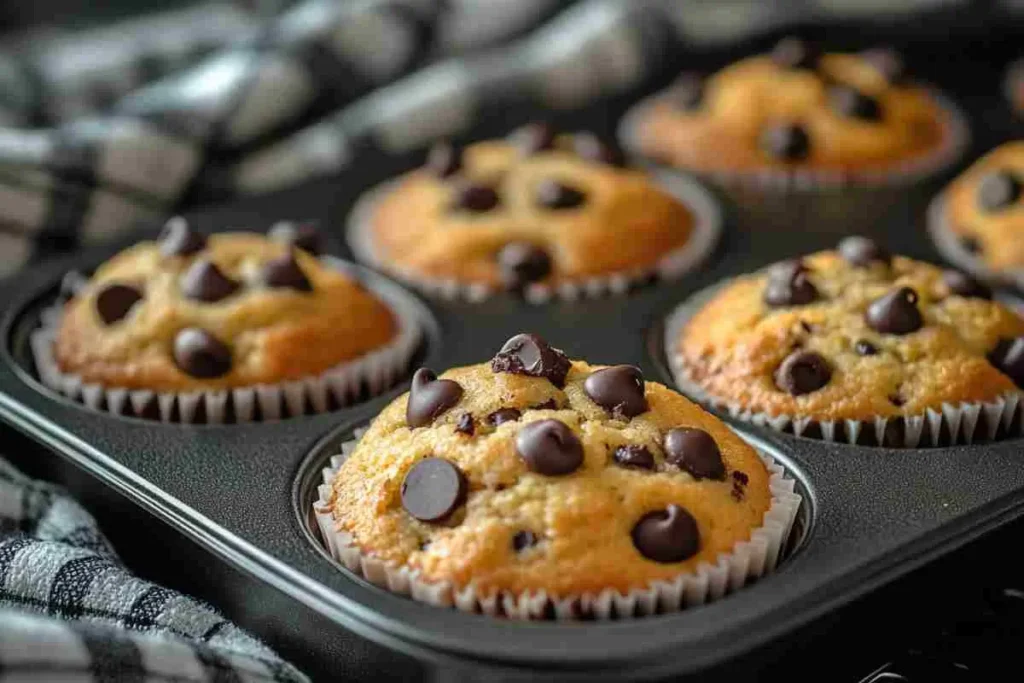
[1,26,1023,682]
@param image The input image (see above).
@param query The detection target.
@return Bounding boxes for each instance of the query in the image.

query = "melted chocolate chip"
[775,350,832,395]
[960,235,982,255]
[426,141,462,178]
[672,73,704,111]
[731,470,749,501]
[452,182,500,213]
[771,37,820,70]
[59,271,88,301]
[732,471,749,486]
[487,407,522,426]
[512,530,538,552]
[532,399,558,410]
[631,504,700,563]
[515,419,583,476]
[838,235,890,267]
[572,133,625,167]
[829,85,882,121]
[180,260,239,303]
[172,328,232,378]
[95,284,142,325]
[763,259,818,307]
[158,217,206,257]
[663,428,726,480]
[889,393,905,407]
[613,445,655,470]
[455,413,475,436]
[400,457,467,523]
[855,339,880,356]
[583,365,649,418]
[406,368,463,428]
[269,221,323,255]
[536,180,586,210]
[976,171,1021,212]
[861,48,906,84]
[989,337,1024,387]
[510,122,556,155]
[942,270,991,299]
[760,123,810,161]
[497,243,551,288]
[260,252,312,292]
[866,287,923,335]
[491,333,571,387]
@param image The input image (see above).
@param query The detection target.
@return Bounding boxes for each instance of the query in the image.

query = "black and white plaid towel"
[0,457,308,683]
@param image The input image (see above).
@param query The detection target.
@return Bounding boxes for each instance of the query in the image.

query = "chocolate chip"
[510,122,556,155]
[771,37,820,70]
[452,182,500,213]
[663,428,726,480]
[583,365,648,418]
[487,408,521,426]
[613,445,655,470]
[764,260,818,307]
[455,413,475,435]
[536,180,586,210]
[989,337,1024,387]
[889,393,905,407]
[760,123,810,161]
[571,133,625,167]
[531,398,558,410]
[269,221,323,255]
[775,350,832,395]
[172,328,232,378]
[95,284,142,325]
[497,243,552,288]
[671,73,704,111]
[426,141,462,178]
[732,471,749,485]
[829,85,882,121]
[59,271,88,301]
[861,48,906,84]
[838,235,890,267]
[960,235,982,255]
[942,270,991,299]
[631,504,700,563]
[515,419,583,476]
[406,368,463,428]
[512,530,538,552]
[180,260,239,303]
[400,457,467,523]
[260,252,312,292]
[866,287,923,335]
[731,471,749,501]
[855,339,879,356]
[491,333,571,387]
[158,217,205,257]
[976,171,1021,212]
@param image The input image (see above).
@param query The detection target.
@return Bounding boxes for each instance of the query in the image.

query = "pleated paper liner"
[29,258,423,424]
[312,426,802,621]
[346,168,722,304]
[663,282,1024,448]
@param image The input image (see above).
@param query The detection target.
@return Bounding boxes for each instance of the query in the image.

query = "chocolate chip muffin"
[349,124,716,301]
[34,220,419,422]
[623,39,964,185]
[316,334,800,618]
[669,237,1024,447]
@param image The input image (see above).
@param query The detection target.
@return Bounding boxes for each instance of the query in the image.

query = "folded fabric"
[0,456,308,683]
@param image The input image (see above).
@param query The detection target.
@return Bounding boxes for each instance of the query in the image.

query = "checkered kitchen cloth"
[0,456,307,683]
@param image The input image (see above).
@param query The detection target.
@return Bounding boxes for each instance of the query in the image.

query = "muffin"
[622,39,966,186]
[928,142,1024,288]
[31,219,421,422]
[668,237,1024,447]
[314,333,800,619]
[347,124,720,302]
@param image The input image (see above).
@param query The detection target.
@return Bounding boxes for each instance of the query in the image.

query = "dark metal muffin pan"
[1,24,1024,682]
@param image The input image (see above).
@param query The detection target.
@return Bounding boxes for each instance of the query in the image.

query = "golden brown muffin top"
[55,226,397,391]
[677,238,1024,422]
[635,40,949,174]
[942,142,1024,274]
[366,126,692,290]
[328,334,770,597]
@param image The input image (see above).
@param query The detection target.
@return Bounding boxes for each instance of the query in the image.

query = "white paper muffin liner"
[29,258,423,424]
[664,281,1024,448]
[618,87,970,191]
[346,168,722,304]
[312,425,803,620]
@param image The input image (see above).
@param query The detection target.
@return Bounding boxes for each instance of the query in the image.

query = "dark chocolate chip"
[861,48,906,84]
[731,471,749,502]
[976,171,1021,212]
[260,252,312,292]
[425,141,462,178]
[512,530,538,552]
[760,123,810,161]
[732,471,749,486]
[764,260,818,307]
[671,73,704,111]
[172,328,232,378]
[59,271,88,301]
[452,182,500,213]
[828,85,882,121]
[491,333,571,387]
[510,121,556,155]
[613,445,655,470]
[572,133,625,167]
[583,365,648,418]
[960,235,982,255]
[631,504,700,563]
[180,260,239,303]
[855,339,879,356]
[866,287,923,335]
[269,221,323,255]
[95,284,142,325]
[487,407,522,426]
[406,368,463,428]
[400,457,467,523]
[536,180,586,210]
[775,350,832,395]
[942,269,992,299]
[771,37,820,70]
[989,337,1024,387]
[158,217,205,257]
[455,413,475,436]
[531,398,558,410]
[497,243,552,289]
[515,419,584,476]
[663,428,726,480]
[889,393,905,407]
[838,235,890,267]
